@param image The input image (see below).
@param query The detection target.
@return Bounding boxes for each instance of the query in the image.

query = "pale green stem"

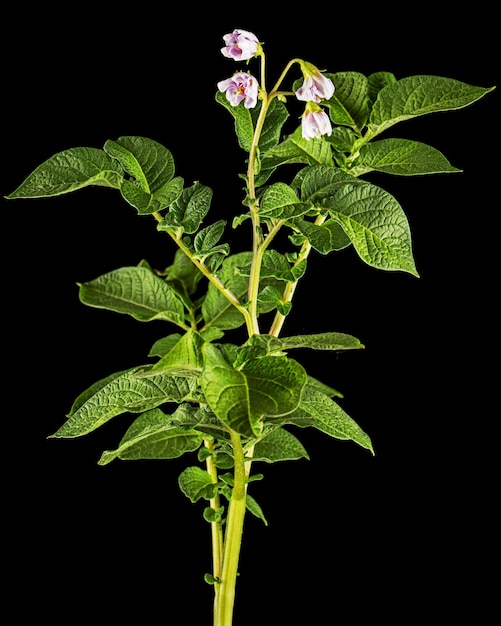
[268,214,327,337]
[205,439,224,624]
[216,430,248,626]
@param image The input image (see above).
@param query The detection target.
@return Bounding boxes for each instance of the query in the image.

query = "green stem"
[268,214,327,337]
[205,439,224,623]
[216,430,248,626]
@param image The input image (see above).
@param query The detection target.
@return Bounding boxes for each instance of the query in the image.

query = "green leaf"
[369,75,495,137]
[178,466,218,503]
[253,427,309,463]
[283,385,374,454]
[200,344,307,438]
[325,71,370,131]
[294,164,358,204]
[279,332,364,351]
[98,406,203,465]
[292,217,351,254]
[6,147,123,198]
[52,368,200,438]
[79,265,186,325]
[259,182,310,221]
[158,181,213,234]
[164,248,204,297]
[325,181,418,276]
[356,138,461,176]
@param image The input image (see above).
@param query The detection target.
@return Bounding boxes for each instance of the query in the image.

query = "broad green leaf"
[356,138,461,176]
[253,427,309,463]
[255,98,289,152]
[259,182,310,221]
[98,406,203,465]
[283,385,374,454]
[52,368,200,438]
[324,71,370,131]
[294,164,358,204]
[216,90,255,152]
[369,75,495,137]
[7,147,123,198]
[178,466,218,502]
[141,329,205,377]
[158,181,213,234]
[201,344,307,438]
[325,182,418,276]
[237,249,304,282]
[78,266,186,325]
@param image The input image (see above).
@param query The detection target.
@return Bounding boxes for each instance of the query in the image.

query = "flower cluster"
[217,29,334,140]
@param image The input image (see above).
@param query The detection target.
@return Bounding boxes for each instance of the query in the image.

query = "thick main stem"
[216,430,248,626]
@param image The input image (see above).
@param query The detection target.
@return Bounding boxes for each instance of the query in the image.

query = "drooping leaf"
[52,368,200,438]
[369,75,495,137]
[78,265,186,326]
[7,147,123,198]
[253,427,310,463]
[98,406,203,465]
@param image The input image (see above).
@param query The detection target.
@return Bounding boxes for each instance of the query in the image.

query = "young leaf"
[356,138,462,176]
[52,368,200,438]
[98,406,203,465]
[178,466,218,503]
[246,494,268,526]
[6,147,123,198]
[140,328,205,377]
[259,182,310,221]
[369,75,495,137]
[78,266,186,326]
[324,181,418,276]
[292,217,351,254]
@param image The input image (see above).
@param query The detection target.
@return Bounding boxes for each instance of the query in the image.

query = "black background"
[3,5,499,624]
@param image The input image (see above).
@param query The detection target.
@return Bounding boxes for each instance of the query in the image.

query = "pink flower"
[301,104,333,140]
[221,29,260,61]
[296,72,335,103]
[217,72,259,109]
